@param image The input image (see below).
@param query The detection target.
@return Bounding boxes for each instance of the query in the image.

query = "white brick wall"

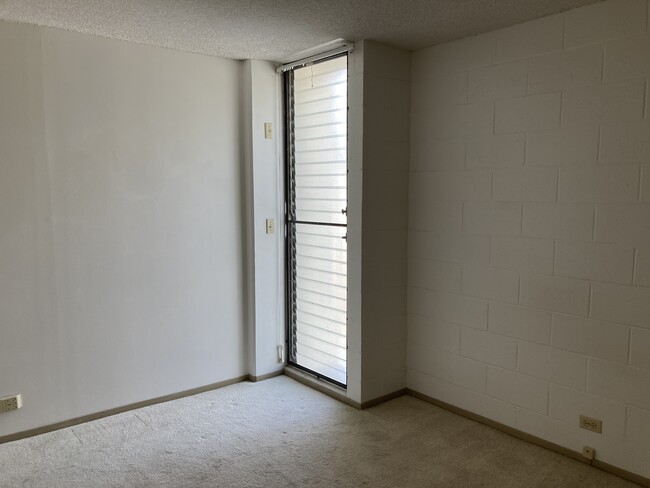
[564,0,647,48]
[528,44,603,94]
[461,327,518,368]
[522,203,593,241]
[526,126,599,167]
[517,341,588,390]
[466,133,525,169]
[551,314,630,363]
[490,236,554,274]
[630,328,650,370]
[407,0,650,478]
[487,367,549,413]
[488,301,552,344]
[520,273,590,315]
[599,119,650,165]
[495,93,561,133]
[554,241,634,284]
[467,60,527,102]
[461,265,519,303]
[493,167,558,202]
[463,201,522,236]
[558,165,640,203]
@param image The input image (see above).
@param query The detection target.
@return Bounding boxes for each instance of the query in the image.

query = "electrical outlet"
[0,394,22,414]
[580,415,602,433]
[582,446,595,460]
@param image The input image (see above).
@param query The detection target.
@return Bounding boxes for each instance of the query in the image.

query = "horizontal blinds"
[294,222,347,384]
[293,56,347,226]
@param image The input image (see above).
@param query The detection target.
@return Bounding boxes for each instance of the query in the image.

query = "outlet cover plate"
[580,415,602,433]
[0,394,22,414]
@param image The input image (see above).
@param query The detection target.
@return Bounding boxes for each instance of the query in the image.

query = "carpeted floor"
[0,376,641,487]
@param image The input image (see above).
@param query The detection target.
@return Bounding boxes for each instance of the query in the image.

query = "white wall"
[346,41,411,405]
[346,43,364,403]
[243,59,285,379]
[407,0,650,478]
[360,41,410,402]
[0,21,247,437]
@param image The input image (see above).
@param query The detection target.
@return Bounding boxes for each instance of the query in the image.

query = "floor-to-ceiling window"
[285,54,348,387]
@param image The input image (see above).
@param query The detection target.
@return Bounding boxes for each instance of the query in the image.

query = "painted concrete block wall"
[0,21,247,437]
[408,0,650,477]
[360,41,410,402]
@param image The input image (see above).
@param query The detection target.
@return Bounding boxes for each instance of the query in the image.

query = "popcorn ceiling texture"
[0,0,602,61]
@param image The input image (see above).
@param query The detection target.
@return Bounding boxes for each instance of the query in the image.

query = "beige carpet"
[0,376,641,487]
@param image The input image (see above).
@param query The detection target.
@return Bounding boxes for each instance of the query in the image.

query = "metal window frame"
[284,53,349,389]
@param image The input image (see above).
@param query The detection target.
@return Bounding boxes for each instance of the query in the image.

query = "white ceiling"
[0,0,603,62]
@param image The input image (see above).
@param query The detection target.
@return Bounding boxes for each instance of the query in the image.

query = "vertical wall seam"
[523,133,528,167]
[627,327,633,365]
[552,240,557,276]
[592,206,597,242]
[488,235,493,267]
[515,341,519,369]
[462,134,469,169]
[600,43,605,83]
[596,125,602,163]
[643,78,648,120]
[460,201,465,232]
[638,165,643,202]
[549,313,555,346]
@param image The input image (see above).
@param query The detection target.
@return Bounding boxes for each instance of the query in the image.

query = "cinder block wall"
[407,0,650,478]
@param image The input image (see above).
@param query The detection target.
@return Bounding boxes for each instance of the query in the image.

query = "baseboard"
[361,388,407,409]
[407,388,650,488]
[0,374,249,445]
[283,366,362,409]
[592,459,650,488]
[283,366,408,411]
[248,369,284,382]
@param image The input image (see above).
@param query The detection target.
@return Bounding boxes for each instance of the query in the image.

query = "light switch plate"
[266,218,275,234]
[264,122,273,139]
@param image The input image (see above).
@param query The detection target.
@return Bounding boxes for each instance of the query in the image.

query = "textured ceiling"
[0,0,603,62]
